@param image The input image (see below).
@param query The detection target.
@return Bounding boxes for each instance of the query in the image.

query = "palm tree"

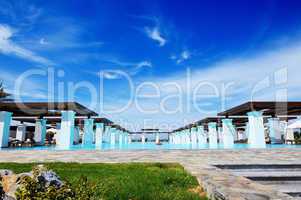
[0,81,11,101]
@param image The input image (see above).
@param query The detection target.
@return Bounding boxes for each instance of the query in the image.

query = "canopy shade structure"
[133,129,169,135]
[141,129,159,131]
[133,131,170,135]
[11,116,113,127]
[0,102,98,117]
[218,101,301,117]
[172,117,249,132]
[196,117,248,129]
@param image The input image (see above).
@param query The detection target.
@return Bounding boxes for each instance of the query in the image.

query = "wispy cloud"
[100,60,153,79]
[102,71,121,80]
[171,50,191,64]
[145,26,166,47]
[0,24,53,65]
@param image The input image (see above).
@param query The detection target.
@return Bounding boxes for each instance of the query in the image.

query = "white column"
[110,127,116,145]
[83,119,94,145]
[208,122,218,147]
[181,131,185,144]
[57,111,75,148]
[247,111,266,148]
[16,124,26,141]
[169,133,173,144]
[115,129,120,143]
[73,126,80,144]
[0,111,12,148]
[155,132,160,143]
[141,133,146,143]
[117,130,122,146]
[268,118,282,144]
[186,130,191,144]
[128,134,132,143]
[34,119,47,145]
[191,127,197,144]
[95,123,104,146]
[197,125,207,145]
[123,132,126,144]
[222,119,235,148]
[105,126,110,143]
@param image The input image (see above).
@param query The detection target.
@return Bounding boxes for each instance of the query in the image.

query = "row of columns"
[170,111,271,148]
[0,111,130,149]
[140,133,160,143]
[55,111,131,149]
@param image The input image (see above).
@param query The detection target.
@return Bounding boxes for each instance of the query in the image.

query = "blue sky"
[1,0,301,131]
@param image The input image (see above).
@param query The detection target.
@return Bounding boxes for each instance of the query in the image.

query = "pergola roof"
[173,101,301,132]
[133,131,170,134]
[0,102,98,117]
[11,116,113,126]
[218,101,301,117]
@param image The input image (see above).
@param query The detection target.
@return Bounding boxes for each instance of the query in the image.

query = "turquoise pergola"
[169,101,301,148]
[0,102,130,148]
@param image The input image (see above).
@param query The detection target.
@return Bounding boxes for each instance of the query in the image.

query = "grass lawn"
[0,163,207,200]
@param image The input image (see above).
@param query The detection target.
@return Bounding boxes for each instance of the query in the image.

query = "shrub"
[14,166,98,200]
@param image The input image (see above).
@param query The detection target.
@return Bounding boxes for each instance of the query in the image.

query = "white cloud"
[181,51,190,60]
[171,50,191,64]
[145,26,166,46]
[98,59,153,79]
[136,61,152,69]
[0,24,53,65]
[105,39,301,131]
[102,71,122,80]
[39,38,49,45]
[130,61,153,76]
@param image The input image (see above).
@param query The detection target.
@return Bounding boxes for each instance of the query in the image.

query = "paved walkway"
[1,148,301,199]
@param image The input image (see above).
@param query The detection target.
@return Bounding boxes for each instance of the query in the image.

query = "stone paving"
[1,148,301,199]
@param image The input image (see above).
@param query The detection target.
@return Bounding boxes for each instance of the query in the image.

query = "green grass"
[0,163,207,200]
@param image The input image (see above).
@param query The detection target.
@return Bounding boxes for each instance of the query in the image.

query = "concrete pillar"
[208,122,218,147]
[105,127,110,143]
[123,132,126,144]
[181,131,185,144]
[83,119,94,145]
[95,123,104,146]
[16,124,26,141]
[115,129,120,143]
[34,119,47,145]
[73,126,80,144]
[222,119,235,148]
[117,130,121,146]
[268,118,283,144]
[197,125,206,145]
[247,111,266,148]
[128,134,132,143]
[191,127,197,144]
[186,130,191,144]
[169,133,173,144]
[110,127,116,145]
[57,111,75,148]
[155,132,160,143]
[141,133,146,143]
[0,111,12,148]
